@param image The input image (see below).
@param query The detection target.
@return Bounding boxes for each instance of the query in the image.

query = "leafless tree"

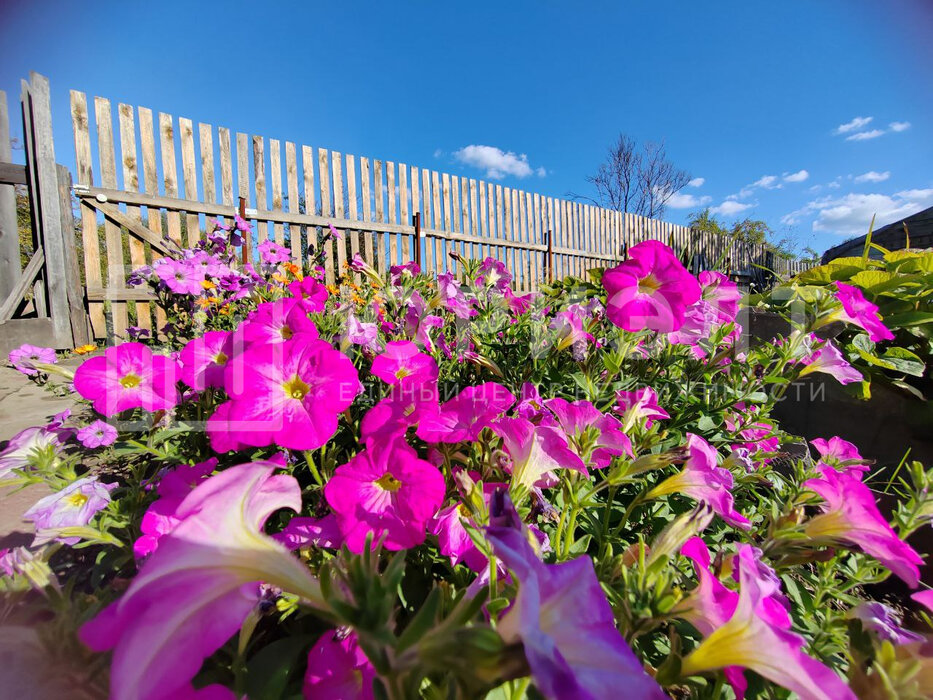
[575,134,690,220]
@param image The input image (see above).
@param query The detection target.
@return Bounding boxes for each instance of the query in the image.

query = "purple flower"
[258,239,290,265]
[8,344,57,376]
[798,339,862,385]
[0,426,63,479]
[487,490,666,700]
[834,282,894,342]
[76,420,118,449]
[346,314,380,352]
[850,602,924,645]
[24,476,116,545]
[327,223,343,240]
[543,398,633,468]
[389,261,420,284]
[416,383,515,444]
[475,257,512,291]
[155,259,206,296]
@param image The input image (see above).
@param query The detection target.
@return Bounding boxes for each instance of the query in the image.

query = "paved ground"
[0,364,80,548]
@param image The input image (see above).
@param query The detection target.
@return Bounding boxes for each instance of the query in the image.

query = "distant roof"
[821,206,933,263]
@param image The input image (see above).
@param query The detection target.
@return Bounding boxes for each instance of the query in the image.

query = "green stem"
[303,451,324,486]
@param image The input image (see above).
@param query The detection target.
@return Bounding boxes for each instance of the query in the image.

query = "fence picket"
[118,103,149,332]
[269,138,284,245]
[138,106,167,332]
[179,118,200,247]
[285,142,300,262]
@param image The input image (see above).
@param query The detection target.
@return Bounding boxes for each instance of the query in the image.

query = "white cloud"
[666,192,712,209]
[688,177,705,187]
[783,169,809,183]
[827,180,841,189]
[835,116,873,134]
[782,188,933,237]
[433,148,444,158]
[711,200,755,217]
[854,170,890,184]
[752,174,781,189]
[808,185,822,193]
[846,129,885,141]
[452,145,543,179]
[889,121,911,132]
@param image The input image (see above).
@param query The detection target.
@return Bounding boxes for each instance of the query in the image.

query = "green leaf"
[245,634,315,700]
[884,311,933,327]
[879,347,925,377]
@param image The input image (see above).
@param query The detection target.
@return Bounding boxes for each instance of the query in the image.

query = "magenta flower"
[834,282,895,342]
[74,342,180,417]
[851,602,924,644]
[345,314,380,352]
[304,630,375,700]
[288,276,329,313]
[798,340,862,385]
[416,382,514,443]
[133,459,216,559]
[155,259,205,295]
[76,420,118,449]
[360,381,440,441]
[698,270,741,322]
[215,334,361,451]
[371,340,437,387]
[803,465,923,587]
[810,436,870,476]
[240,298,319,346]
[513,383,552,423]
[324,437,446,552]
[487,492,666,700]
[273,513,343,550]
[258,239,291,265]
[614,386,670,431]
[179,330,232,391]
[389,261,420,284]
[649,434,751,530]
[543,397,633,468]
[912,590,933,613]
[602,240,701,333]
[429,501,489,571]
[493,416,587,490]
[475,257,512,290]
[8,343,57,376]
[549,309,594,354]
[503,287,534,315]
[80,462,323,700]
[0,426,64,479]
[24,476,116,545]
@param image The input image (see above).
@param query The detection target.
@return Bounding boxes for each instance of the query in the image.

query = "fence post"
[546,229,553,283]
[413,211,421,270]
[238,196,248,265]
[57,164,90,346]
[0,91,20,300]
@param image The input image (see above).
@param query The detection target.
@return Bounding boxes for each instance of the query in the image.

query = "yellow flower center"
[213,351,228,366]
[282,375,310,400]
[120,373,141,389]
[395,367,411,380]
[280,325,294,340]
[374,473,402,492]
[638,273,662,295]
[65,492,89,508]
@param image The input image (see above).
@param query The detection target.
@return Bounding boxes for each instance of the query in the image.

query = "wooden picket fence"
[68,87,811,340]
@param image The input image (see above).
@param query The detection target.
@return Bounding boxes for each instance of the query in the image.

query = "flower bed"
[2,220,931,700]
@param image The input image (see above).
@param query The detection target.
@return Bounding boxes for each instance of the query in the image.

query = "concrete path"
[0,364,80,548]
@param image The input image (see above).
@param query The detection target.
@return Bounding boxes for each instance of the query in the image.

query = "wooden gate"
[0,73,89,355]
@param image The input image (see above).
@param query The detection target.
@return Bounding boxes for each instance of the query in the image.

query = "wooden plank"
[478,179,488,260]
[468,178,478,261]
[0,91,20,301]
[421,169,431,273]
[285,142,300,262]
[431,170,443,273]
[345,154,360,271]
[138,107,167,333]
[301,145,316,261]
[374,160,386,273]
[95,96,128,336]
[410,166,420,266]
[269,138,284,245]
[0,249,44,321]
[77,196,181,256]
[199,123,216,205]
[159,113,183,246]
[459,176,469,266]
[119,103,150,332]
[317,148,334,283]
[387,161,398,265]
[218,127,234,206]
[20,80,45,320]
[252,135,267,244]
[56,165,90,345]
[519,190,529,290]
[331,151,347,274]
[236,132,250,206]
[503,187,515,286]
[398,163,410,263]
[71,92,104,336]
[178,118,200,247]
[360,157,374,263]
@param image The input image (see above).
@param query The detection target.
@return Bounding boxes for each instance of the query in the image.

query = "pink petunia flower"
[76,420,118,449]
[155,259,206,296]
[602,240,701,333]
[324,437,446,552]
[288,276,329,313]
[833,282,895,342]
[214,334,361,451]
[680,538,856,700]
[80,462,323,700]
[543,397,633,468]
[698,270,741,322]
[487,490,667,700]
[428,502,489,572]
[179,330,232,391]
[803,465,923,587]
[345,314,380,353]
[24,476,116,545]
[360,381,440,441]
[798,340,862,385]
[8,343,57,376]
[493,416,587,490]
[370,341,438,387]
[273,513,344,551]
[240,298,319,346]
[0,425,64,479]
[416,383,515,443]
[304,630,375,700]
[649,434,751,530]
[810,436,870,477]
[614,386,670,432]
[73,342,180,417]
[258,239,291,265]
[475,257,512,291]
[850,602,924,645]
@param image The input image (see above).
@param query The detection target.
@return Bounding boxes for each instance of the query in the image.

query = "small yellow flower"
[271,273,289,284]
[201,280,216,290]
[326,284,340,295]
[350,293,366,305]
[73,344,97,355]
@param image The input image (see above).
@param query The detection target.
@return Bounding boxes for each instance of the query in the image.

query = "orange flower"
[326,284,340,295]
[73,344,97,355]
[201,279,216,290]
[271,273,289,284]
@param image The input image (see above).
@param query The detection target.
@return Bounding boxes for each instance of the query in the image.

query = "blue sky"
[2,0,931,255]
